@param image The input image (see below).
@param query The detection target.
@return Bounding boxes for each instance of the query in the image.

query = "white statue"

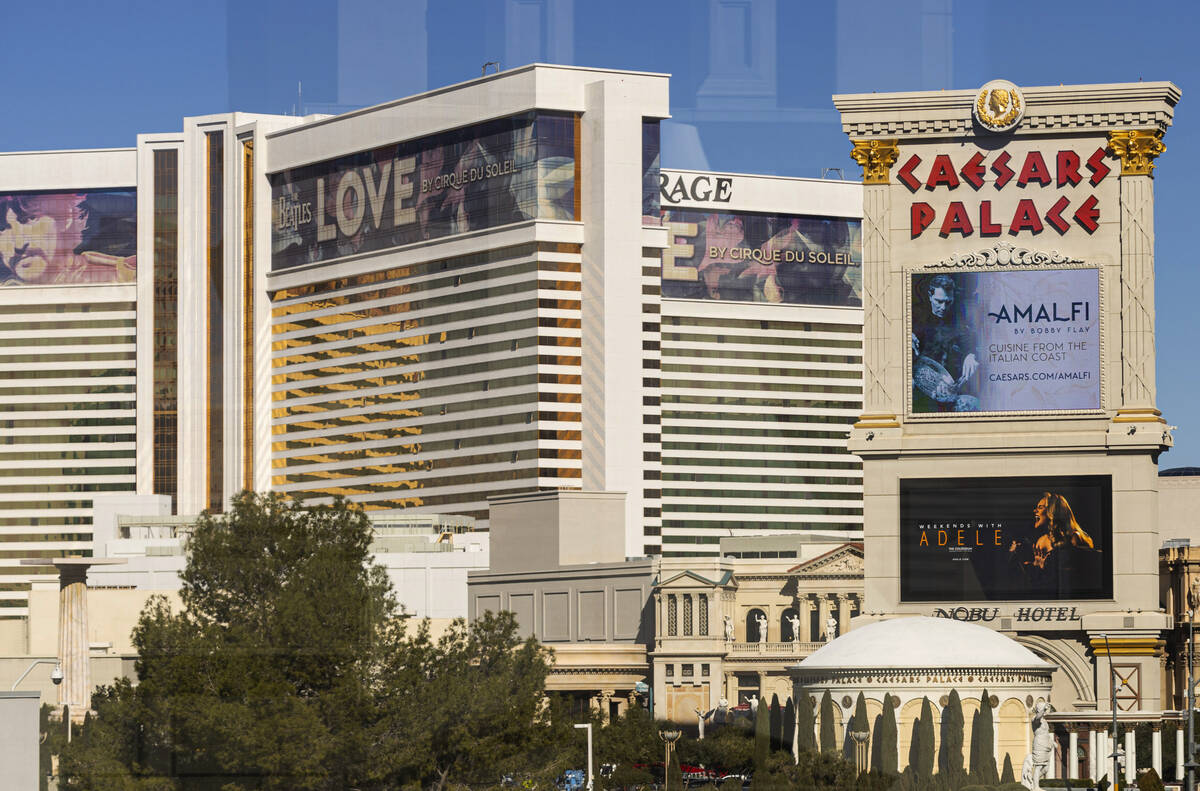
[787,613,802,643]
[695,707,716,739]
[1021,701,1054,790]
[723,614,734,642]
[825,614,838,642]
[756,612,769,643]
[747,694,759,714]
[714,697,730,725]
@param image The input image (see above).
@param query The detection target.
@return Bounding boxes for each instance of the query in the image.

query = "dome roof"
[797,616,1055,671]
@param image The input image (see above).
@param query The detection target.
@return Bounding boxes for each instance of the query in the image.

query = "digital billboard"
[660,209,862,307]
[0,189,136,286]
[909,267,1100,414]
[900,475,1112,602]
[270,112,577,271]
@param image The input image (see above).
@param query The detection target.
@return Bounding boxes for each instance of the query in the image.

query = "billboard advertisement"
[909,267,1100,414]
[0,190,136,286]
[900,475,1112,602]
[661,209,862,307]
[270,112,577,271]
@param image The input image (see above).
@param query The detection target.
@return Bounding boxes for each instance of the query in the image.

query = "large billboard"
[661,209,862,307]
[900,475,1112,602]
[0,190,136,286]
[270,112,577,271]
[909,267,1100,414]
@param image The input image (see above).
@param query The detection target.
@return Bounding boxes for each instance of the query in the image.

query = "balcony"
[727,641,826,656]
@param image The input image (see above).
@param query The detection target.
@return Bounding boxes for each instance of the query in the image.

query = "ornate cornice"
[1108,129,1167,176]
[849,139,899,184]
[794,666,1054,686]
[926,241,1083,269]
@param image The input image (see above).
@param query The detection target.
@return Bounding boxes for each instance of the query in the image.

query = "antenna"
[821,167,845,180]
[298,81,303,116]
[481,61,500,76]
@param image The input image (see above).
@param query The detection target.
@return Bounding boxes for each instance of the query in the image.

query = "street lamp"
[1186,612,1197,791]
[660,729,682,791]
[574,723,593,791]
[850,731,871,773]
[1102,633,1119,790]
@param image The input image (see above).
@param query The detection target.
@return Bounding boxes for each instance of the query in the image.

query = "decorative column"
[1069,729,1079,780]
[797,596,811,642]
[1096,731,1107,782]
[1089,729,1098,780]
[1125,729,1136,785]
[1151,724,1162,777]
[1177,726,1185,780]
[837,593,851,636]
[1108,128,1167,416]
[848,138,901,427]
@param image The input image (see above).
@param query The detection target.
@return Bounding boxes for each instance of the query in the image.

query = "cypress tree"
[1001,753,1016,785]
[770,694,782,751]
[915,696,935,781]
[783,697,796,756]
[847,692,869,762]
[969,708,980,783]
[819,690,837,754]
[797,692,817,753]
[939,689,965,780]
[877,693,898,776]
[973,690,999,785]
[755,694,771,774]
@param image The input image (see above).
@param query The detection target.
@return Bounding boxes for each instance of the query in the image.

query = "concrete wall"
[0,691,40,790]
[488,490,627,574]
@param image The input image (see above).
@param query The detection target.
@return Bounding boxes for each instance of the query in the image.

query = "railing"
[726,641,826,655]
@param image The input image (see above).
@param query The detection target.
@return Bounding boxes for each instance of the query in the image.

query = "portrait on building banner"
[660,209,862,307]
[0,189,136,286]
[909,268,1100,414]
[899,475,1112,602]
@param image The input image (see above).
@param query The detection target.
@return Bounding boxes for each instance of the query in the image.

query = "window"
[681,664,694,678]
[667,595,677,636]
[698,594,709,636]
[682,595,693,636]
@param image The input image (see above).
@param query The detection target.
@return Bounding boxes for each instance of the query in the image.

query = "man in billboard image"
[911,273,980,412]
[0,191,136,286]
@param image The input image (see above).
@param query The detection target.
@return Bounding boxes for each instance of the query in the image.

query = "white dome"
[798,616,1055,671]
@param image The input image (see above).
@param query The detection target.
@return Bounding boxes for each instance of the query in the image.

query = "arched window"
[746,608,767,642]
[780,607,798,642]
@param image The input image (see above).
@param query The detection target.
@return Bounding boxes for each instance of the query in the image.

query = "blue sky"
[3,0,1196,467]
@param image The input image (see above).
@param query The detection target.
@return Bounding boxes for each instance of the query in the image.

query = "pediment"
[787,542,864,577]
[654,569,736,590]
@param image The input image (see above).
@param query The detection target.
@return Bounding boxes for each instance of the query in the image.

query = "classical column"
[837,593,851,635]
[1151,725,1162,777]
[724,672,734,703]
[599,689,614,724]
[1108,128,1167,416]
[1125,729,1136,784]
[1089,729,1098,780]
[1096,731,1107,782]
[1069,729,1079,780]
[1177,726,1185,780]
[847,138,901,425]
[797,596,811,642]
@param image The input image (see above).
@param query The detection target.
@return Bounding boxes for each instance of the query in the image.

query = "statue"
[787,613,802,643]
[747,694,759,714]
[723,614,734,642]
[825,614,838,642]
[1021,701,1054,790]
[713,697,730,726]
[755,612,769,643]
[694,706,716,739]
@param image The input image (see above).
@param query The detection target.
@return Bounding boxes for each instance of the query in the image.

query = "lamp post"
[850,731,871,773]
[660,729,681,791]
[1187,612,1197,791]
[574,723,593,791]
[1102,633,1119,790]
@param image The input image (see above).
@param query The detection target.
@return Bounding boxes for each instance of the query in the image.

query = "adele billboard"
[899,475,1112,602]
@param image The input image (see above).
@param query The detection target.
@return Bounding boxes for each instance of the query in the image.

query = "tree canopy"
[57,493,558,791]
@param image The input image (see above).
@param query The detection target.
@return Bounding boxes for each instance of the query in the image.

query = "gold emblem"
[974,80,1024,133]
[849,139,900,185]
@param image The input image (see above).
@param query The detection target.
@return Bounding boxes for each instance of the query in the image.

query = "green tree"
[58,493,559,791]
[970,690,999,786]
[820,690,837,754]
[798,692,817,753]
[769,694,782,751]
[753,697,771,783]
[940,689,967,789]
[784,697,796,755]
[872,693,898,776]
[846,692,869,762]
[1001,752,1016,784]
[913,697,935,782]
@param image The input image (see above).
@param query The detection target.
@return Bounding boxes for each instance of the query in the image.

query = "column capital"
[850,139,900,185]
[1108,129,1167,177]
